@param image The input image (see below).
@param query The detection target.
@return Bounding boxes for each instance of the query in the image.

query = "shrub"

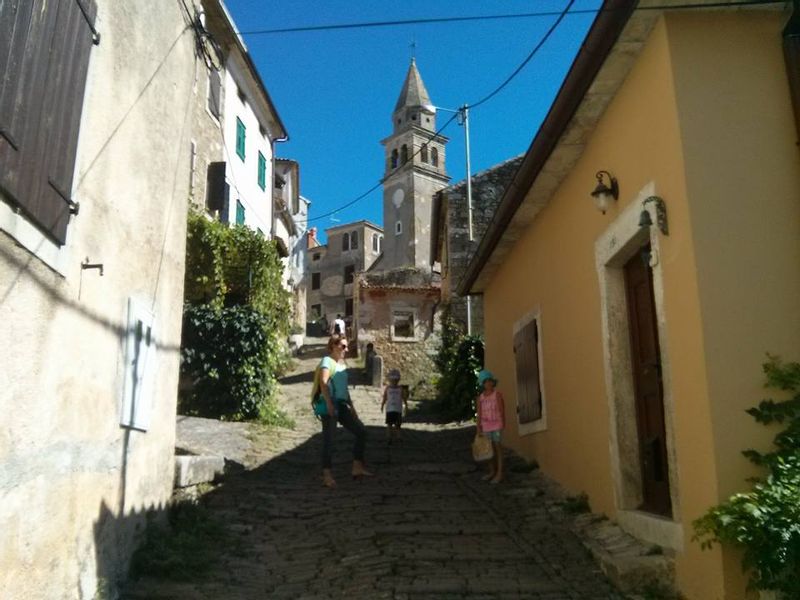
[181,212,292,424]
[693,356,800,596]
[435,307,484,420]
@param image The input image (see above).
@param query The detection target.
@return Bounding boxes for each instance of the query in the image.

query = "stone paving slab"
[124,348,630,600]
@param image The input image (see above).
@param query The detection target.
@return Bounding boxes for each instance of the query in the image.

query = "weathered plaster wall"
[0,2,194,597]
[480,17,730,599]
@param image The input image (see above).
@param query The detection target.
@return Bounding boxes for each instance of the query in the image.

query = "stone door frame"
[594,181,683,550]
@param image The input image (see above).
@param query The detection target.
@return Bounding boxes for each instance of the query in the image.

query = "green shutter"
[236,200,245,225]
[257,152,266,190]
[236,117,246,160]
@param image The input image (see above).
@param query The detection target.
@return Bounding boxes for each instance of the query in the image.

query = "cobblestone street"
[126,343,626,599]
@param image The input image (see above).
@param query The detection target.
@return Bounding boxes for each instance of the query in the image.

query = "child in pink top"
[476,369,505,484]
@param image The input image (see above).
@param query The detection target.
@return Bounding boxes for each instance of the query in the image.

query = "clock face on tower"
[391,187,405,208]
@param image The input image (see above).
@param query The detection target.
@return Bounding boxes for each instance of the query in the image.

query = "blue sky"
[225,0,601,241]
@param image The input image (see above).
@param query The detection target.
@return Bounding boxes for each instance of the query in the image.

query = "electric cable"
[468,0,575,109]
[302,111,459,224]
[237,0,784,36]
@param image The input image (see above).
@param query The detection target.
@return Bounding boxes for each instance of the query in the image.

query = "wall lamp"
[639,196,669,236]
[590,171,619,214]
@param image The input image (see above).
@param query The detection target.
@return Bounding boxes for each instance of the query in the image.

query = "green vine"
[693,356,800,596]
[180,211,292,425]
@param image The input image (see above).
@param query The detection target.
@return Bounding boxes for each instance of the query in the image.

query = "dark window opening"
[345,298,354,317]
[420,144,428,163]
[401,144,409,164]
[391,149,399,169]
[312,273,320,290]
[431,147,439,167]
[344,265,355,284]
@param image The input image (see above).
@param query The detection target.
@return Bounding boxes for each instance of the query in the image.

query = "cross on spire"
[409,37,416,61]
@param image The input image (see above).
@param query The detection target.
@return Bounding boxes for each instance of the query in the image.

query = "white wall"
[222,58,273,235]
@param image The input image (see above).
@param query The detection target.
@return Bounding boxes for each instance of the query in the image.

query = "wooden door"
[624,248,672,516]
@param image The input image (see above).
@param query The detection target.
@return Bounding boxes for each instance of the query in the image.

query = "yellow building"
[459,2,800,598]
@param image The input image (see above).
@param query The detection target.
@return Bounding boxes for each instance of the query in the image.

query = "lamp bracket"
[642,196,669,236]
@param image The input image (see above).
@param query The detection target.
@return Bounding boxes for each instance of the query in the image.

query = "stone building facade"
[431,155,524,334]
[306,221,383,327]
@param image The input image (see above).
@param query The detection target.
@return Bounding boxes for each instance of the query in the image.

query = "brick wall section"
[438,155,523,334]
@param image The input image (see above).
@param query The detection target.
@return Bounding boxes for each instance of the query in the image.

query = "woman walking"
[312,334,372,488]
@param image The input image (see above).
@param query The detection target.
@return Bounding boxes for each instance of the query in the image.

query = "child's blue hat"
[478,369,497,386]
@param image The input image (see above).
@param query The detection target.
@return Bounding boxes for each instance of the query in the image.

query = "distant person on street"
[476,370,505,484]
[311,334,372,488]
[380,369,408,443]
[332,314,346,336]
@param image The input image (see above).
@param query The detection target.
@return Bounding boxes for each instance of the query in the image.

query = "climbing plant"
[434,306,484,420]
[693,356,800,596]
[180,211,292,424]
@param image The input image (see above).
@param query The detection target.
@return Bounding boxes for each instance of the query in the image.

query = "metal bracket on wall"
[81,257,104,276]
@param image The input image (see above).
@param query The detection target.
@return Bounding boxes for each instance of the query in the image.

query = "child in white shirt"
[381,369,408,443]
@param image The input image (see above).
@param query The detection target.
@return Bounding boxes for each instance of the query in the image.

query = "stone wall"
[356,270,441,398]
[0,2,195,597]
[439,155,524,334]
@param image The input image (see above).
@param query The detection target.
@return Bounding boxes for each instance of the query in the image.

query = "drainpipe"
[784,0,800,146]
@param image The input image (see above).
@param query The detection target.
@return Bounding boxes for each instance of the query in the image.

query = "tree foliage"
[693,356,800,596]
[180,211,292,425]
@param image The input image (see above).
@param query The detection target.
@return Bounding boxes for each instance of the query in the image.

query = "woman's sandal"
[322,476,337,488]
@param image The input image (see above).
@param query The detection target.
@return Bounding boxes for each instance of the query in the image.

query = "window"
[0,0,96,246]
[514,317,544,426]
[350,230,358,248]
[392,310,415,340]
[431,147,439,167]
[311,304,322,319]
[121,298,155,431]
[391,149,399,169]
[395,221,403,235]
[345,298,353,317]
[372,233,379,252]
[236,117,246,160]
[257,151,266,190]
[205,162,229,216]
[312,272,320,290]
[236,200,245,225]
[344,265,355,284]
[420,144,428,163]
[312,252,320,261]
[208,68,222,119]
[401,144,409,164]
[341,232,350,251]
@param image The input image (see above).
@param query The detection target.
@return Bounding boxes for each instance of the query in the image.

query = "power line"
[469,0,575,109]
[302,0,576,224]
[238,0,784,36]
[303,111,459,224]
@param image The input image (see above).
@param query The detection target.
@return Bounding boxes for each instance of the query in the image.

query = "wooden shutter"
[0,0,97,245]
[208,68,221,119]
[514,319,543,424]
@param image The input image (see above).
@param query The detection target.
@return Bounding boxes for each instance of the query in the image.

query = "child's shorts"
[386,411,402,427]
[483,430,501,443]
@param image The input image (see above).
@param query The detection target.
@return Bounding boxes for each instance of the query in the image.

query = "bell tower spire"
[380,60,449,270]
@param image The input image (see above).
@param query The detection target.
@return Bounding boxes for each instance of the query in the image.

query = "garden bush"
[693,356,800,596]
[434,307,484,420]
[180,211,292,425]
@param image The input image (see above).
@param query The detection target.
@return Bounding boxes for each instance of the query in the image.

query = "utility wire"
[303,0,575,224]
[469,0,575,109]
[237,0,784,36]
[303,111,459,224]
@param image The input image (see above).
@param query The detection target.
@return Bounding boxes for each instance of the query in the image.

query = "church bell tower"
[380,59,449,271]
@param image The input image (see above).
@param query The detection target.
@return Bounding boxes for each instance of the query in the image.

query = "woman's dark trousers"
[321,403,367,469]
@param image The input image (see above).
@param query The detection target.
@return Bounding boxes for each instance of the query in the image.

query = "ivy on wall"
[180,211,292,424]
[693,356,800,596]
